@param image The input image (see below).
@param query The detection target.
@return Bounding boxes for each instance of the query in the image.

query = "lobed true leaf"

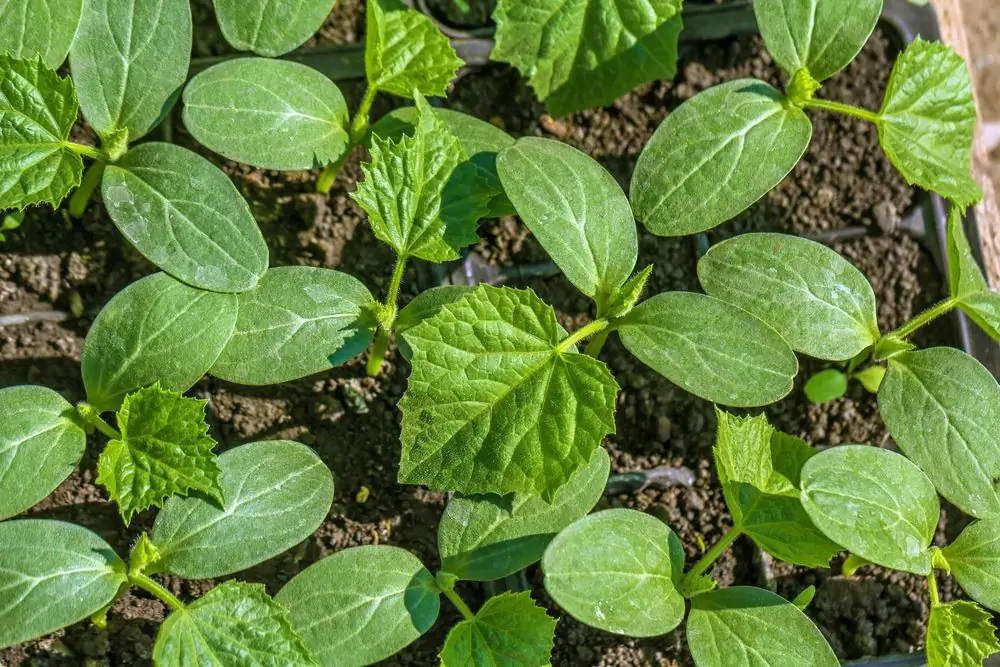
[439,591,556,667]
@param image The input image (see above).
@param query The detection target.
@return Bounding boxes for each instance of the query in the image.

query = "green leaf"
[212,0,333,57]
[183,58,349,171]
[927,600,1000,667]
[82,272,238,413]
[879,347,1000,519]
[769,431,817,491]
[877,38,982,209]
[492,0,683,117]
[686,587,839,667]
[399,285,618,499]
[496,137,637,310]
[130,532,161,573]
[151,440,333,579]
[0,0,83,68]
[944,520,1000,613]
[397,286,476,361]
[604,264,653,319]
[948,208,988,300]
[804,369,848,404]
[210,266,377,385]
[438,448,610,582]
[0,55,82,211]
[0,520,127,648]
[618,292,798,407]
[440,591,555,667]
[698,233,880,360]
[754,0,882,82]
[800,445,939,574]
[153,581,317,667]
[276,545,440,666]
[791,585,817,611]
[102,143,269,292]
[352,93,487,263]
[962,292,1000,342]
[98,384,221,524]
[70,0,191,142]
[0,386,86,520]
[365,0,462,97]
[854,365,886,393]
[542,509,685,636]
[873,334,916,360]
[631,80,812,236]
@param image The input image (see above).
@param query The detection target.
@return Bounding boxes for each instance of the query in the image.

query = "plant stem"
[366,328,390,377]
[686,527,743,579]
[315,86,379,194]
[315,151,350,194]
[384,255,407,321]
[440,584,475,621]
[583,328,612,358]
[65,142,111,162]
[129,572,185,612]
[927,572,940,607]
[803,98,881,125]
[365,256,407,378]
[76,402,122,439]
[558,319,609,353]
[888,296,960,340]
[69,161,107,218]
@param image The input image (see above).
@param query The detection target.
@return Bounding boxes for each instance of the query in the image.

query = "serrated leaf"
[365,0,461,97]
[276,545,440,667]
[153,581,317,667]
[0,520,127,649]
[497,137,637,310]
[927,600,1000,667]
[0,0,83,68]
[183,58,349,171]
[82,272,238,413]
[944,520,1000,613]
[698,233,880,361]
[151,440,333,579]
[605,265,653,319]
[754,0,882,82]
[399,285,618,499]
[210,266,377,385]
[0,386,86,520]
[543,509,685,636]
[0,55,82,211]
[438,447,610,582]
[129,532,161,573]
[440,591,555,667]
[804,369,848,404]
[102,143,269,292]
[213,0,333,57]
[70,0,191,141]
[800,445,939,574]
[877,38,981,208]
[492,0,682,117]
[686,587,839,667]
[879,347,1000,519]
[631,80,812,236]
[396,285,476,335]
[618,292,798,407]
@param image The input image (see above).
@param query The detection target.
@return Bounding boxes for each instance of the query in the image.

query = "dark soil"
[0,9,965,667]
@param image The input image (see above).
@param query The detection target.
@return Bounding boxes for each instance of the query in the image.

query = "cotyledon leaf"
[0,0,84,68]
[439,591,556,667]
[212,0,334,57]
[943,519,1000,613]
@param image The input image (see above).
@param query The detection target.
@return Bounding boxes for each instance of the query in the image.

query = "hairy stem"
[315,151,350,194]
[583,328,612,358]
[366,328,390,377]
[350,86,379,143]
[66,142,111,162]
[365,256,408,378]
[888,296,960,340]
[315,87,378,193]
[76,402,122,439]
[558,319,610,353]
[440,584,475,621]
[69,162,107,219]
[928,571,940,607]
[686,527,743,579]
[803,98,880,125]
[129,572,185,612]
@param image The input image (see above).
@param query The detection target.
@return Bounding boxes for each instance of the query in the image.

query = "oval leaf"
[276,545,440,667]
[440,591,555,666]
[618,292,797,407]
[804,369,848,404]
[213,0,333,57]
[151,440,333,579]
[0,520,127,648]
[0,0,83,68]
[210,266,377,385]
[879,347,1000,519]
[800,445,939,574]
[542,509,684,637]
[81,272,238,413]
[631,79,812,236]
[943,520,1000,613]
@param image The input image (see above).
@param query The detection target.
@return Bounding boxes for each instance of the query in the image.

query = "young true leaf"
[98,385,222,524]
[926,601,1000,667]
[210,266,377,385]
[946,208,1000,340]
[365,0,462,98]
[879,348,1000,519]
[0,56,82,211]
[800,445,940,574]
[70,0,191,142]
[81,273,238,413]
[492,0,683,117]
[102,143,269,292]
[440,591,556,667]
[183,59,349,171]
[151,440,333,579]
[276,545,440,666]
[497,137,637,311]
[961,292,1000,341]
[943,520,1000,613]
[0,386,86,520]
[804,369,848,404]
[631,80,812,236]
[542,509,685,637]
[438,448,610,582]
[854,365,886,393]
[399,285,618,499]
[396,285,476,336]
[878,38,981,209]
[0,0,83,68]
[212,0,334,57]
[686,587,839,667]
[352,93,487,263]
[754,0,882,82]
[698,233,880,360]
[0,520,127,648]
[153,581,316,667]
[618,292,798,407]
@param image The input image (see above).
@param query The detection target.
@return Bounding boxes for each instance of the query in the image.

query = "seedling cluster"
[2,0,1000,665]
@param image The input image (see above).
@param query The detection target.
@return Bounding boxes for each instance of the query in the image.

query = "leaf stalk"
[583,328,612,357]
[366,255,408,377]
[888,296,960,341]
[69,162,107,219]
[802,98,880,125]
[438,580,475,621]
[128,571,185,612]
[76,402,122,439]
[66,142,111,162]
[558,319,610,354]
[685,527,742,581]
[927,571,940,607]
